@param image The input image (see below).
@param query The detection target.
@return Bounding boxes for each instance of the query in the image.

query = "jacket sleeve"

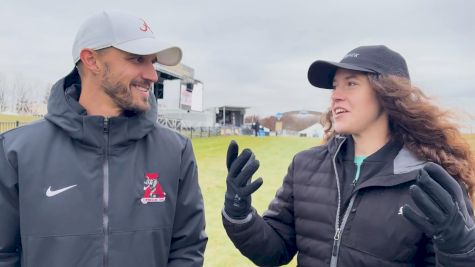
[435,188,475,267]
[168,138,207,267]
[222,157,298,266]
[0,136,21,267]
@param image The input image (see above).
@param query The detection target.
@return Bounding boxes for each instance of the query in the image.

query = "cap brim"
[156,47,182,66]
[114,38,182,66]
[307,60,375,89]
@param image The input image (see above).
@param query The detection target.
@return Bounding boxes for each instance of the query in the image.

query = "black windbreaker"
[223,136,475,266]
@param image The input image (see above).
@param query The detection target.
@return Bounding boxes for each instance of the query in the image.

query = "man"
[0,10,207,266]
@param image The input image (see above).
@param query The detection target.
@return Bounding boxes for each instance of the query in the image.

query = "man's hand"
[224,140,263,220]
[402,162,475,254]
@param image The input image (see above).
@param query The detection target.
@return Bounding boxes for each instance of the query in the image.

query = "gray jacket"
[0,69,207,266]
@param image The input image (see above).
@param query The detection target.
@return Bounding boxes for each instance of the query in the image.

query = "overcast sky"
[1,0,474,125]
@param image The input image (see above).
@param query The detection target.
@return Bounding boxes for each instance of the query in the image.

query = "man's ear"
[79,49,101,74]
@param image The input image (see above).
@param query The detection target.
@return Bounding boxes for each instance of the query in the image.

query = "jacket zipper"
[352,161,364,187]
[102,117,110,267]
[331,195,356,266]
[329,136,358,267]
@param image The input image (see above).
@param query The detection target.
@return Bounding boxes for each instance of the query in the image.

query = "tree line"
[0,72,51,115]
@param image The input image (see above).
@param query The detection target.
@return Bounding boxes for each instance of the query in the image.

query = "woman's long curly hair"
[322,74,475,198]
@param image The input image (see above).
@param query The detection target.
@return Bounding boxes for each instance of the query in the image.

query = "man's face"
[97,48,158,113]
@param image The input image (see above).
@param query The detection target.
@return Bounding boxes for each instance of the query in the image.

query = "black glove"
[402,162,475,254]
[224,140,263,220]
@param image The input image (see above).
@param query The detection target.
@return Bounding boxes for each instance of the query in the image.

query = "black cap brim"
[307,60,376,89]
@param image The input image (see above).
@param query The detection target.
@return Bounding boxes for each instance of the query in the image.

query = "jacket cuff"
[436,245,475,266]
[222,207,253,224]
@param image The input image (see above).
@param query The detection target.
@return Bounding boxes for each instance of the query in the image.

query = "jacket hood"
[45,68,158,147]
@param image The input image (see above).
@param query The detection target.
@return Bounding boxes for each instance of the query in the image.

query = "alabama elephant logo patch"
[141,173,166,204]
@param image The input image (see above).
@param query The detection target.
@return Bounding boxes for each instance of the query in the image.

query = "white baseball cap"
[72,10,182,66]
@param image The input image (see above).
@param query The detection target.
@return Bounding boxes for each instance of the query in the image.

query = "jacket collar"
[328,135,425,188]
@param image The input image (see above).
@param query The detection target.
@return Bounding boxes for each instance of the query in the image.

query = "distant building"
[154,63,212,127]
[215,106,248,127]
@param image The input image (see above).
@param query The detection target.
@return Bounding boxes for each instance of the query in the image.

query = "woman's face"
[331,68,388,136]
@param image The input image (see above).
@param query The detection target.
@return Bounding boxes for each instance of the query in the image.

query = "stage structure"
[154,63,214,128]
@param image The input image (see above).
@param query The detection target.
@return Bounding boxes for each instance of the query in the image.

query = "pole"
[223,106,226,126]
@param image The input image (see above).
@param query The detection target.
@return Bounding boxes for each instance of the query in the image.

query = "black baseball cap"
[307,45,410,89]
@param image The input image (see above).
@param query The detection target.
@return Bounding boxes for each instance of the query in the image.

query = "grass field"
[192,136,322,267]
[192,134,475,267]
[2,116,475,266]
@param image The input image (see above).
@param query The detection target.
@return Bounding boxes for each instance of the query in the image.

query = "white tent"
[298,123,324,138]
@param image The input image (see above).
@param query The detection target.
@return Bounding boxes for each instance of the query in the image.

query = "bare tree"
[258,111,324,132]
[244,115,260,124]
[0,90,6,113]
[0,72,53,115]
[43,83,52,105]
[16,91,32,114]
[0,73,7,112]
[260,116,277,131]
[12,75,32,114]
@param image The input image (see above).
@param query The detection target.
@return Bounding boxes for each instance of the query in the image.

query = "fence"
[176,127,221,139]
[0,121,30,133]
[156,116,221,138]
[1,119,222,139]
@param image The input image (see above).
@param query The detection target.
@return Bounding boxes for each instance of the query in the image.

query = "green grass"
[191,136,321,267]
[193,134,475,266]
[2,114,474,265]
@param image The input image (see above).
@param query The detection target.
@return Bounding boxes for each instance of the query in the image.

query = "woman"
[222,45,475,266]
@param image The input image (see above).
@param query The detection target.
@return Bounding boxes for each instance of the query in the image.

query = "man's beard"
[101,63,150,114]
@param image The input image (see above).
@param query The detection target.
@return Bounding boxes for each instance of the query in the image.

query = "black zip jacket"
[0,69,207,266]
[223,136,475,266]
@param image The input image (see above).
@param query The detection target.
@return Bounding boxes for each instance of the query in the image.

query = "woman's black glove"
[224,140,263,220]
[402,162,475,254]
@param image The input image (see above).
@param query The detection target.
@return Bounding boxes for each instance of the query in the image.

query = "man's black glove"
[402,162,475,254]
[224,140,263,220]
